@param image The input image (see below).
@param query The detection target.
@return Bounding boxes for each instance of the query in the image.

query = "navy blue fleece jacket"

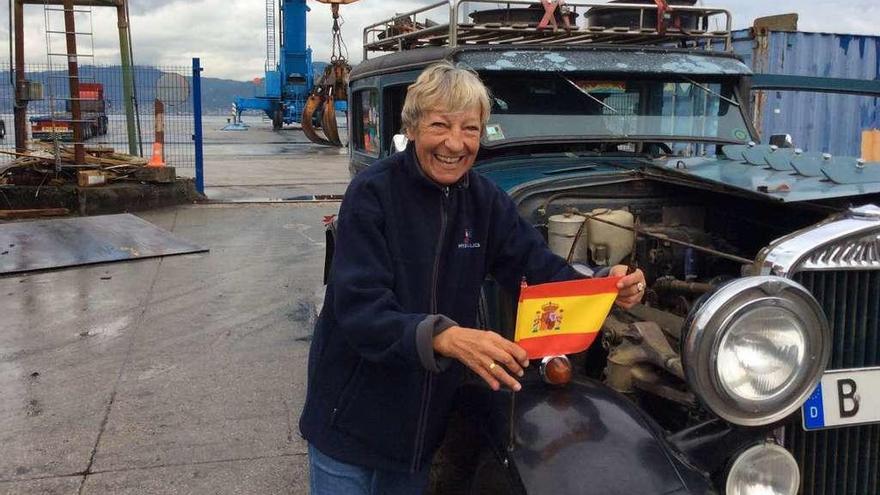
[299,144,579,473]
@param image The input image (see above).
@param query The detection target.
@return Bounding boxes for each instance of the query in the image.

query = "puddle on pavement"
[78,315,133,340]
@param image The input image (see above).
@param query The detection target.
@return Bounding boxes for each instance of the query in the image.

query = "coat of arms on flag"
[532,302,563,333]
[515,277,621,359]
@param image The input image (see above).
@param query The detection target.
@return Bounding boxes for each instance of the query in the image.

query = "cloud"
[1,0,878,81]
[723,0,879,33]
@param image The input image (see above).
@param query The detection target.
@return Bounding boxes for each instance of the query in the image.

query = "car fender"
[483,376,716,495]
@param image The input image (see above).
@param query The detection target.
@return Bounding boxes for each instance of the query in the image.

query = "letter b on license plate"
[802,367,880,431]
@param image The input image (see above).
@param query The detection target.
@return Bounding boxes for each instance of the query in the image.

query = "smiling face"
[407,108,482,186]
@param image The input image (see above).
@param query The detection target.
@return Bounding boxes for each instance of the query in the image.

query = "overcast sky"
[2,0,878,81]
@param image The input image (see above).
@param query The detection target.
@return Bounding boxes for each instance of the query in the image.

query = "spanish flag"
[514,277,621,359]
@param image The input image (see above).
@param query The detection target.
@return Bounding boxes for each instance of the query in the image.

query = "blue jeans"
[308,444,430,495]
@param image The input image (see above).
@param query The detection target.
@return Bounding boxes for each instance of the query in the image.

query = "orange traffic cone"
[148,141,165,167]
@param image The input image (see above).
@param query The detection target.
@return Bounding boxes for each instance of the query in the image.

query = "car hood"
[651,148,880,202]
[476,154,647,193]
[476,151,880,203]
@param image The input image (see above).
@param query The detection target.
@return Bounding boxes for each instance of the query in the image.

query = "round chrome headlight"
[683,276,830,426]
[726,443,799,495]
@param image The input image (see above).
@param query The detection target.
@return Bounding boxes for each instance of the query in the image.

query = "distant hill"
[0,64,331,115]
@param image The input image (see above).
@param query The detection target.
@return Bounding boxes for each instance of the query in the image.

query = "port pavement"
[0,119,352,493]
[201,115,352,202]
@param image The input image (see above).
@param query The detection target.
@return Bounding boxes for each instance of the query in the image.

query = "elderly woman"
[300,62,646,494]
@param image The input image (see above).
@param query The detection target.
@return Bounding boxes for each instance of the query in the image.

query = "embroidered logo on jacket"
[458,228,481,249]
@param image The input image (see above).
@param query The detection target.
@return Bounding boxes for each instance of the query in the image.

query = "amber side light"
[540,355,572,385]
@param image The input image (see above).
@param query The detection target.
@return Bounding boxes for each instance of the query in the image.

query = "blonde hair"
[401,61,491,135]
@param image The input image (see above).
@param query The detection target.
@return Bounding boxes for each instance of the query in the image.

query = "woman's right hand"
[432,326,529,391]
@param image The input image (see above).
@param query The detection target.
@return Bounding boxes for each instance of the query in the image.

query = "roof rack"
[363,1,732,60]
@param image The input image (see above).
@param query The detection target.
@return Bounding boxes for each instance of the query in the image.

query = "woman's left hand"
[609,265,646,309]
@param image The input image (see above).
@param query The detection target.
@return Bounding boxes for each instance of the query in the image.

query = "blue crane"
[231,0,355,146]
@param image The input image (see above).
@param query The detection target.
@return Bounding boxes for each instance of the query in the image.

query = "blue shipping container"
[732,29,880,157]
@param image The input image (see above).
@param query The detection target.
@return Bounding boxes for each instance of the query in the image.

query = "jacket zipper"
[329,358,363,425]
[431,186,450,312]
[411,185,450,473]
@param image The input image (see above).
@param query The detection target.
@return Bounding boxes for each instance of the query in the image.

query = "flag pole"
[507,276,528,453]
[507,389,517,453]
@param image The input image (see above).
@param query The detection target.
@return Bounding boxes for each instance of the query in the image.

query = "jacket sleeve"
[486,187,583,293]
[330,179,454,372]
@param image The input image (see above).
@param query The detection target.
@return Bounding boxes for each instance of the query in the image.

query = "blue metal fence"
[193,58,205,194]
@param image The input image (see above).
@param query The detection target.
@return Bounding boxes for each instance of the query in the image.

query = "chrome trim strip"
[799,232,880,271]
[754,204,880,276]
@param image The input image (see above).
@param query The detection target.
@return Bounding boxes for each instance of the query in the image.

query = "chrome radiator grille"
[785,270,880,495]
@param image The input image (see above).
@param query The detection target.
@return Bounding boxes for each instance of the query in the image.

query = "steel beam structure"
[116,1,138,154]
[12,0,138,155]
[20,0,121,5]
[62,0,86,164]
[13,0,26,152]
[751,74,880,98]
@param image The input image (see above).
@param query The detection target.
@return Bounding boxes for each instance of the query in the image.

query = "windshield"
[479,73,752,147]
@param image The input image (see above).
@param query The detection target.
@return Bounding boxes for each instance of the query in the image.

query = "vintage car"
[329,1,880,494]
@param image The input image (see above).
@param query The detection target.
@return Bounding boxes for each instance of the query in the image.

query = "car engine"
[524,178,836,429]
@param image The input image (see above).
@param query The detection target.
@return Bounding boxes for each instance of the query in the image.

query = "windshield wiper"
[680,76,740,107]
[563,77,619,114]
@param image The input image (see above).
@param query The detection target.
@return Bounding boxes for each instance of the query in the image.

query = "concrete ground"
[201,115,351,202]
[0,119,351,494]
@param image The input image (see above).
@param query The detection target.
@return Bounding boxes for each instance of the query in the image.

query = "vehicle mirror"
[769,134,794,148]
[392,134,409,153]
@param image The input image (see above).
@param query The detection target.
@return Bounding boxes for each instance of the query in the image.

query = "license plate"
[802,366,880,431]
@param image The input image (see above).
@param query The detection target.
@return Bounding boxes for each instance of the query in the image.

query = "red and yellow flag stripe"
[514,277,620,359]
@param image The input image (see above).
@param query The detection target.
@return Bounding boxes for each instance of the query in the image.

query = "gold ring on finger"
[488,362,497,371]
[636,282,646,292]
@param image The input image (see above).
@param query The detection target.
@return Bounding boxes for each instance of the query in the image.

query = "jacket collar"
[403,143,471,192]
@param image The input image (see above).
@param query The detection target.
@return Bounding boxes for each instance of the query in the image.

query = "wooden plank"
[0,149,52,159]
[77,170,106,187]
[133,166,176,184]
[0,208,70,219]
[1,145,147,170]
[546,33,599,44]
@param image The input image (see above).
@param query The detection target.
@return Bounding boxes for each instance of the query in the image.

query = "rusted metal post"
[449,0,458,47]
[147,99,166,167]
[13,0,27,153]
[63,0,86,164]
[116,1,139,155]
[751,25,770,140]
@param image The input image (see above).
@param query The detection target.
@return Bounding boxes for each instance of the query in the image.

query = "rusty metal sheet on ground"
[0,214,208,275]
